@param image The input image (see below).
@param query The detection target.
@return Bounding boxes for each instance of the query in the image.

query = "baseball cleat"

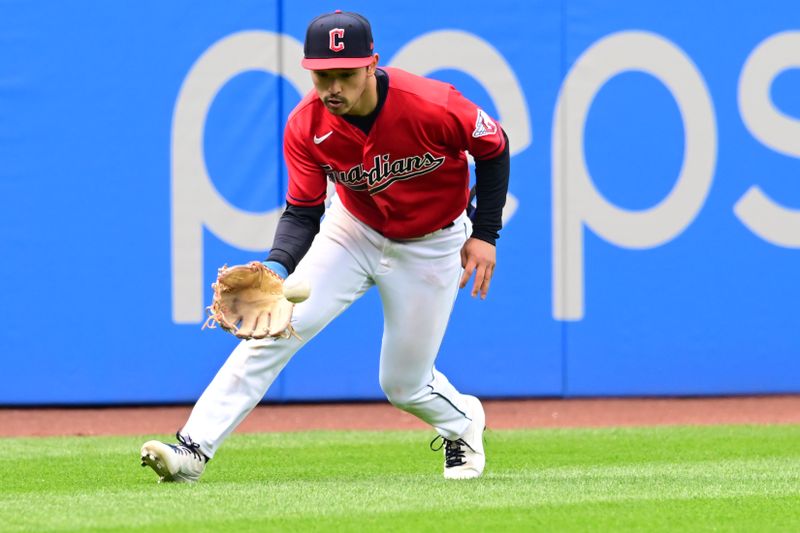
[431,395,486,480]
[140,432,208,483]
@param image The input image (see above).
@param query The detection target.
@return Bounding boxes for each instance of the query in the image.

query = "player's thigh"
[289,225,374,336]
[376,229,466,373]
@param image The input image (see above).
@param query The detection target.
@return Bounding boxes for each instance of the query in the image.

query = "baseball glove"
[202,261,299,340]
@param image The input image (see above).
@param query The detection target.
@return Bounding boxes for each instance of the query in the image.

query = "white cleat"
[432,395,486,480]
[140,433,208,483]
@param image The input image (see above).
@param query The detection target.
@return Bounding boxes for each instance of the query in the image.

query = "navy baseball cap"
[301,10,375,70]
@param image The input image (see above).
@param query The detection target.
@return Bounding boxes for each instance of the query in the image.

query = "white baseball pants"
[182,197,476,458]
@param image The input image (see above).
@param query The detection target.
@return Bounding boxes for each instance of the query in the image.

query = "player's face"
[311,58,378,116]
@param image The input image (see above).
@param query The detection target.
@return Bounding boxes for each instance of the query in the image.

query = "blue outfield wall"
[0,1,798,404]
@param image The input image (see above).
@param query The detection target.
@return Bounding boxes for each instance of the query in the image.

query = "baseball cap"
[301,10,375,70]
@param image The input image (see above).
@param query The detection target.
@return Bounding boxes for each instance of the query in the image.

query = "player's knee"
[379,378,424,409]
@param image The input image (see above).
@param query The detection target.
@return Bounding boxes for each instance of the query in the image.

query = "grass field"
[1,425,799,532]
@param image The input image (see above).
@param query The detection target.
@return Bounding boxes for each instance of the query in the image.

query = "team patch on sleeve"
[472,109,498,138]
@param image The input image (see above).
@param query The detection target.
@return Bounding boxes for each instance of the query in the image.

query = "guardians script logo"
[323,152,445,194]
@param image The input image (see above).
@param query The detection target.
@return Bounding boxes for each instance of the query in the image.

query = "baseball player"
[141,10,510,482]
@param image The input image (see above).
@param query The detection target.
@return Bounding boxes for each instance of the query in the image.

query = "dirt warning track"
[1,395,798,437]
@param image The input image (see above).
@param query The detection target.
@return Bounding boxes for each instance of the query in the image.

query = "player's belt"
[387,220,458,243]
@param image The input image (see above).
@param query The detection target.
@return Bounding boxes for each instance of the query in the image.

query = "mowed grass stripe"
[0,425,798,532]
[2,459,799,510]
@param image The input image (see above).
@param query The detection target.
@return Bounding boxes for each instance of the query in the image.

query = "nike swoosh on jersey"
[313,131,333,144]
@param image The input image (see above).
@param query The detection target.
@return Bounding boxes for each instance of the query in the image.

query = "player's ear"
[366,54,379,75]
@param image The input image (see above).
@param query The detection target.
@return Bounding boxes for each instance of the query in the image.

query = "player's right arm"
[265,117,328,276]
[265,202,325,276]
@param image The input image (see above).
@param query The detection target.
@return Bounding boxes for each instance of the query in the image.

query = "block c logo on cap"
[329,28,345,52]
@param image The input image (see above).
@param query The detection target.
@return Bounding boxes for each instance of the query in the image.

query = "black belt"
[382,220,456,242]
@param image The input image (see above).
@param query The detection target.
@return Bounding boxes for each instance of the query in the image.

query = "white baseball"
[283,278,311,303]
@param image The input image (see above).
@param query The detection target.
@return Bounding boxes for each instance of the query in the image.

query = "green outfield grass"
[1,425,799,532]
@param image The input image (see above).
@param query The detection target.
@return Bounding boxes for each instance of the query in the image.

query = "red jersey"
[284,67,506,239]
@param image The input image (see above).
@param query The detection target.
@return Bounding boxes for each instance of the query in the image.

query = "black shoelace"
[430,435,471,467]
[172,432,208,463]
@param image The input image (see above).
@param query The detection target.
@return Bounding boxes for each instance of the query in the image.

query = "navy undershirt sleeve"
[470,129,510,246]
[266,202,325,274]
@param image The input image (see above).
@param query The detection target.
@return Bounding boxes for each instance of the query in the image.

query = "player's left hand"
[203,261,300,340]
[459,238,496,299]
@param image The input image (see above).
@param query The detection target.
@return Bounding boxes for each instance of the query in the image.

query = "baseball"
[283,278,311,303]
